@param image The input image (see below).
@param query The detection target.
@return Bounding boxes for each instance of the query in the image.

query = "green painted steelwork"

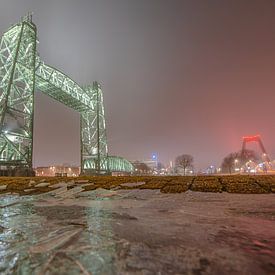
[84,156,134,173]
[0,17,36,171]
[0,15,133,174]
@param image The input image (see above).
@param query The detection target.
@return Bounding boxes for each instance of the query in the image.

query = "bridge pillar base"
[0,168,35,177]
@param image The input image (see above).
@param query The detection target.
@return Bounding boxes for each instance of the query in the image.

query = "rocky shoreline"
[0,175,275,196]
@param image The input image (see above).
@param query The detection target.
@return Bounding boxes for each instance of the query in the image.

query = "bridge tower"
[0,15,36,175]
[81,82,109,174]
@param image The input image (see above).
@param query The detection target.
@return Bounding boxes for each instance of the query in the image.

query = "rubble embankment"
[0,175,274,195]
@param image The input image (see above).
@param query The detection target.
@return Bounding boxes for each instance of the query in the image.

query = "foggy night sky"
[0,0,275,170]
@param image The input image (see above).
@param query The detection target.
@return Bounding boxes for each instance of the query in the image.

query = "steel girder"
[0,16,133,174]
[35,59,93,112]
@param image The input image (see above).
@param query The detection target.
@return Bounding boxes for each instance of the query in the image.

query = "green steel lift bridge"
[0,15,133,175]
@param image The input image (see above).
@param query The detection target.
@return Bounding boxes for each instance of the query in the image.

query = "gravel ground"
[0,188,274,274]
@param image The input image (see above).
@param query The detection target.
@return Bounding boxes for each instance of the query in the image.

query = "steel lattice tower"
[0,15,133,175]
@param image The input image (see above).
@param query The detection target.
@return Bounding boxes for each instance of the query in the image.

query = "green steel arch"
[0,15,133,175]
[84,156,134,173]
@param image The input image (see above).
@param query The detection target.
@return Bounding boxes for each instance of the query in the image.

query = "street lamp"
[234,159,239,172]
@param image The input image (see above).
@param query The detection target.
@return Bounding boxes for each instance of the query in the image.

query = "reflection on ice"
[1,188,274,274]
[0,196,43,274]
[0,190,117,274]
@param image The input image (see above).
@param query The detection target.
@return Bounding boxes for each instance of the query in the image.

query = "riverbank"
[0,175,274,195]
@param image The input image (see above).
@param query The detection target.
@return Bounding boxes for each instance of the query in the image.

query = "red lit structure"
[241,135,271,164]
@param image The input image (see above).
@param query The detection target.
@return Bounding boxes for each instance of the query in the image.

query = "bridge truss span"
[35,59,93,112]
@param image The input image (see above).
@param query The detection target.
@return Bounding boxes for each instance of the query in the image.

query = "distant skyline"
[0,0,275,170]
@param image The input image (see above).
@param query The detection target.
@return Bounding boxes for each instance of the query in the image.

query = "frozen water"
[0,188,274,274]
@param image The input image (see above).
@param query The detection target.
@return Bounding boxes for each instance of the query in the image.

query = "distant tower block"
[241,135,271,167]
[0,16,133,175]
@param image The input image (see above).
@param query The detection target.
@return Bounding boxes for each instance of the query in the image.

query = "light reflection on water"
[0,194,117,274]
[0,195,43,274]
